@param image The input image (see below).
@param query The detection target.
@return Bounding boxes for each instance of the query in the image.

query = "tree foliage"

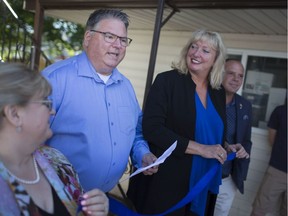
[1,0,84,60]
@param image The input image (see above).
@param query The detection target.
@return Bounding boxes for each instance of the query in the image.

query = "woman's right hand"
[80,189,109,216]
[199,144,227,164]
[186,141,227,164]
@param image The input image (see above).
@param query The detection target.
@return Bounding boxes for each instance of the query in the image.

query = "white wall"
[116,30,287,215]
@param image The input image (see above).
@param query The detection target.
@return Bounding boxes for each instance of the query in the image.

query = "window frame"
[227,48,287,135]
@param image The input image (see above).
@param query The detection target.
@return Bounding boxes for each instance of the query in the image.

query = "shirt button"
[113,162,116,166]
[111,122,114,126]
[114,142,117,146]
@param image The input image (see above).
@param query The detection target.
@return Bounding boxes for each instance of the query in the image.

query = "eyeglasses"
[1,100,53,117]
[90,30,132,47]
[30,100,53,111]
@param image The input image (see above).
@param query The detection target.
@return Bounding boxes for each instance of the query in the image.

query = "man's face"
[222,60,245,94]
[83,18,127,75]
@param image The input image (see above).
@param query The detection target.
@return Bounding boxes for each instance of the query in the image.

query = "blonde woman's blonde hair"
[0,63,51,122]
[171,29,226,89]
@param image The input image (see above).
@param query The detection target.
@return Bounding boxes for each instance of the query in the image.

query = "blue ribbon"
[109,152,236,216]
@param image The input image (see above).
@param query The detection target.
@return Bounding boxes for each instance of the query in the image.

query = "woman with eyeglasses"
[0,63,108,216]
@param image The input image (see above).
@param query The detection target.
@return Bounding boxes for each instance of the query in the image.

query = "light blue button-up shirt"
[42,52,150,192]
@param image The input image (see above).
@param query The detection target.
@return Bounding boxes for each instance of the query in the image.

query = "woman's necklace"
[5,155,40,184]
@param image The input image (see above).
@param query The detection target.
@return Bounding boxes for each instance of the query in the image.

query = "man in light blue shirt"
[42,9,158,192]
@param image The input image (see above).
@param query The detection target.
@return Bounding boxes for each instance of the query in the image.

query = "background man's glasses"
[90,30,132,47]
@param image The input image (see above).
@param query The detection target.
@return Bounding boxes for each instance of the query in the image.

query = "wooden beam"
[32,0,44,71]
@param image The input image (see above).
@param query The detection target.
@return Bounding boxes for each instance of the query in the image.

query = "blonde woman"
[128,29,227,216]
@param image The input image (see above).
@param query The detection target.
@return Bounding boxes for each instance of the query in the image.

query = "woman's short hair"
[172,29,227,89]
[0,63,51,117]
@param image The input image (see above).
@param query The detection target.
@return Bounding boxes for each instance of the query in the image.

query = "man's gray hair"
[85,9,130,30]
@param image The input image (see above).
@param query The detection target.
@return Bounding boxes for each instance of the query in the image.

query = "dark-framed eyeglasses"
[90,30,132,47]
[30,100,53,111]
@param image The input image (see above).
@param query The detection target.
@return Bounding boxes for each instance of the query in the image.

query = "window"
[242,56,287,129]
[228,50,287,130]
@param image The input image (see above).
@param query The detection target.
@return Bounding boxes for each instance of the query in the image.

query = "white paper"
[120,141,177,182]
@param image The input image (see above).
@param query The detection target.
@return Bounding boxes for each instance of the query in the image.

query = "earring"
[16,126,22,133]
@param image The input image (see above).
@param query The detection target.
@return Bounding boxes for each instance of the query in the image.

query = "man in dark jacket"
[214,59,252,216]
[251,99,287,216]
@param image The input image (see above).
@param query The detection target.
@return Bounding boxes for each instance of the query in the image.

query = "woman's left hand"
[81,189,109,216]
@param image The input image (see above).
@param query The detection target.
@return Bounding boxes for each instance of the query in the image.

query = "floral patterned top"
[0,146,85,216]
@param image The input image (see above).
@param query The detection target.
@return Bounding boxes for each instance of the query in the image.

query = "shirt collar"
[226,96,236,108]
[77,51,123,84]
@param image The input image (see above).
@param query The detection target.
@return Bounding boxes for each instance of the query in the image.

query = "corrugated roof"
[24,0,287,35]
[42,8,287,35]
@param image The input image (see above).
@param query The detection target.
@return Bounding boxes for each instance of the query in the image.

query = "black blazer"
[127,70,226,215]
[230,94,253,193]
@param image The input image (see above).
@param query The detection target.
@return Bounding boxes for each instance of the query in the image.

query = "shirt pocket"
[118,106,136,135]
